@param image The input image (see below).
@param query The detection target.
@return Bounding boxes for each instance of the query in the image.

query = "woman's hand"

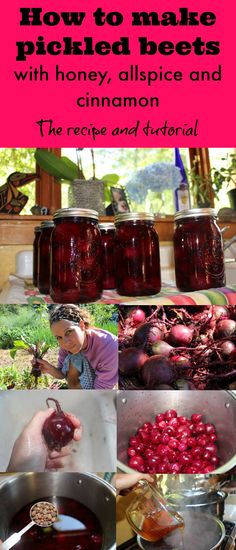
[7,410,82,472]
[114,473,154,494]
[32,357,53,373]
[32,358,64,379]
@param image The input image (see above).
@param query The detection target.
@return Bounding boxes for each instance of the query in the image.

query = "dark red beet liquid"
[9,497,103,550]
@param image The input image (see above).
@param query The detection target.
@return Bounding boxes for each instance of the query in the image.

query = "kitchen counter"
[1,275,236,305]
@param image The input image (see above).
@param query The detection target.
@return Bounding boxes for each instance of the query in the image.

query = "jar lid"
[40,221,54,228]
[53,208,98,220]
[115,212,155,223]
[174,208,217,221]
[99,223,115,230]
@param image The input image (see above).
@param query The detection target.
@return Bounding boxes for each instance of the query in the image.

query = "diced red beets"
[191,413,202,423]
[127,409,220,474]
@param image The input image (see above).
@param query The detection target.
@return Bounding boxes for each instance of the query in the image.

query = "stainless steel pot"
[0,472,116,550]
[137,512,225,550]
[167,490,227,520]
[117,390,236,474]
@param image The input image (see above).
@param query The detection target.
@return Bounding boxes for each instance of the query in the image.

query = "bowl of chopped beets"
[117,390,236,475]
[118,306,236,390]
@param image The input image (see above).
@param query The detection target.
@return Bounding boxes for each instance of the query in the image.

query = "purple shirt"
[58,328,118,389]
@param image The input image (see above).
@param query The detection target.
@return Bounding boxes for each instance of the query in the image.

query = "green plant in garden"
[10,338,50,387]
[0,304,57,349]
[0,364,21,390]
[0,364,64,390]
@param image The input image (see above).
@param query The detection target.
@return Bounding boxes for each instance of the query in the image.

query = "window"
[61,148,190,214]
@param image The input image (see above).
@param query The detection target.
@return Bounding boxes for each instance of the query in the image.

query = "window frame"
[36,148,213,210]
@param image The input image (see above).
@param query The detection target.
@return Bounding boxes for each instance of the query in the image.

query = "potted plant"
[35,148,120,215]
[213,153,236,209]
[188,153,236,208]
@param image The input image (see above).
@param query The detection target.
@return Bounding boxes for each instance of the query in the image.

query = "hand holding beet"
[7,403,82,472]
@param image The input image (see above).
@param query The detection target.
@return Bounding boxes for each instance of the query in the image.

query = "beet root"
[42,398,74,451]
[119,347,149,377]
[169,325,193,346]
[141,356,176,388]
[132,322,153,347]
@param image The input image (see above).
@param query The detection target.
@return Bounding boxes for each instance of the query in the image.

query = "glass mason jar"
[126,481,184,543]
[33,226,41,287]
[99,223,116,289]
[38,221,54,294]
[173,208,226,291]
[50,208,103,303]
[114,213,161,296]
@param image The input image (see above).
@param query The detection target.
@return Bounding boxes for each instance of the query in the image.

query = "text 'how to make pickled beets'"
[42,398,75,451]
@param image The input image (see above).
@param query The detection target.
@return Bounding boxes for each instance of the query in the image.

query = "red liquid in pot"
[9,496,103,550]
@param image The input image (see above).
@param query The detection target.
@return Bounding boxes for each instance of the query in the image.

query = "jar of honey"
[38,221,54,294]
[126,481,184,543]
[114,213,161,296]
[99,223,116,289]
[173,208,225,291]
[33,226,41,287]
[50,208,103,303]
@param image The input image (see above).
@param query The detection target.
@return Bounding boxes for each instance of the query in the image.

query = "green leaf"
[10,349,17,359]
[101,173,120,204]
[35,149,78,181]
[61,157,78,179]
[101,173,120,185]
[12,339,30,349]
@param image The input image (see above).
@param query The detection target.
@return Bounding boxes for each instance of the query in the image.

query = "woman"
[34,304,118,389]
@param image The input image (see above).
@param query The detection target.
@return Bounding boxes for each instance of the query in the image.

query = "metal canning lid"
[99,223,115,230]
[174,208,217,221]
[115,212,155,223]
[53,208,98,220]
[40,221,54,228]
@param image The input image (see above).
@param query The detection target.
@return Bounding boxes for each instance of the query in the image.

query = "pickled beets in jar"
[38,221,54,294]
[50,208,103,303]
[99,223,116,289]
[33,226,41,287]
[173,208,225,292]
[114,213,161,296]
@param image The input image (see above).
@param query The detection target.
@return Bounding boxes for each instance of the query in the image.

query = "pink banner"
[0,0,235,146]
